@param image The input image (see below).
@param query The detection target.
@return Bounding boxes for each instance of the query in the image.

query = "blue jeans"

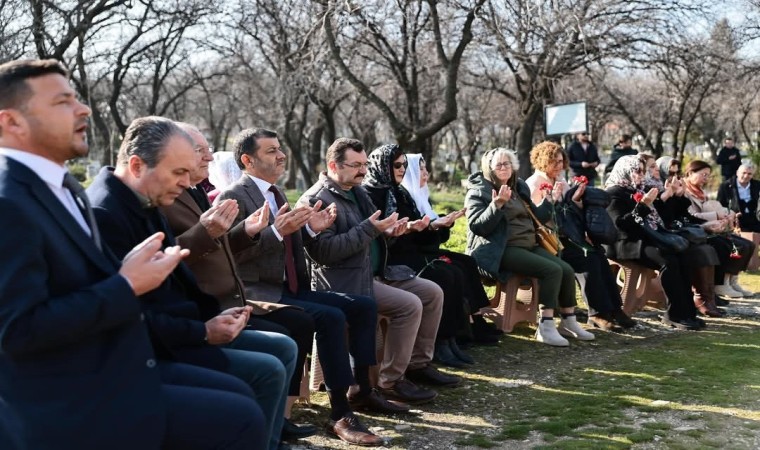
[223,330,297,450]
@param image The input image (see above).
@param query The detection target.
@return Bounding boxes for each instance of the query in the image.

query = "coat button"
[146,359,156,368]
[233,294,241,299]
[140,313,145,321]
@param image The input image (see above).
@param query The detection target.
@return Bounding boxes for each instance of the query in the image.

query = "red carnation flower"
[633,192,644,203]
[572,175,588,185]
[438,255,452,264]
[539,182,554,191]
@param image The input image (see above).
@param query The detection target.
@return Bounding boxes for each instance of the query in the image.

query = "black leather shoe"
[406,365,462,387]
[715,297,730,306]
[449,337,475,365]
[378,379,437,404]
[434,341,468,368]
[611,309,637,328]
[662,316,699,331]
[281,418,318,441]
[348,388,411,414]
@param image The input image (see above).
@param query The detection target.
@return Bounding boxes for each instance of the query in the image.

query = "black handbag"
[671,223,707,245]
[639,225,689,252]
[633,209,689,252]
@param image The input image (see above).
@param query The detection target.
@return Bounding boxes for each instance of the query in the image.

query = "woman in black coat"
[604,155,704,330]
[363,145,489,368]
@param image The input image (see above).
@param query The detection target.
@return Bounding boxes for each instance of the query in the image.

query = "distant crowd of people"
[1,58,757,450]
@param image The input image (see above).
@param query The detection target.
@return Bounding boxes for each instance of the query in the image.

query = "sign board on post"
[544,101,588,136]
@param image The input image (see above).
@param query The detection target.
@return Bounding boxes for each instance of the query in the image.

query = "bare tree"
[320,0,485,163]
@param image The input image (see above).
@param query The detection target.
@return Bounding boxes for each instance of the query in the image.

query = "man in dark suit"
[87,116,292,450]
[0,59,263,449]
[161,122,320,442]
[567,132,601,185]
[219,128,399,446]
[718,163,760,232]
[716,138,742,181]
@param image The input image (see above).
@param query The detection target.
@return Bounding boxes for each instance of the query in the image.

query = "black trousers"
[707,234,754,283]
[562,245,623,316]
[249,307,315,396]
[639,246,697,321]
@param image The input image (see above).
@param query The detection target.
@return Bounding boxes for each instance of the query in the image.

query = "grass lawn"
[285,188,760,449]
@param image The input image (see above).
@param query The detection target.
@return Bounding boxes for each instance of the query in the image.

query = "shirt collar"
[247,173,274,195]
[0,147,67,188]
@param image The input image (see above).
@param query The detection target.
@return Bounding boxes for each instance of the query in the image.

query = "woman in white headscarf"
[401,154,499,346]
[207,151,243,203]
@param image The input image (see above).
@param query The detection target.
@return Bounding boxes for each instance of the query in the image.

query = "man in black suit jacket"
[88,116,294,450]
[567,132,601,185]
[0,59,262,449]
[718,163,760,232]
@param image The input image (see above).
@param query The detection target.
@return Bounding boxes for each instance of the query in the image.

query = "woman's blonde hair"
[481,147,519,187]
[529,141,567,173]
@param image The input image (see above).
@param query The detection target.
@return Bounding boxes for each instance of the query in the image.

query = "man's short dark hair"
[326,138,365,164]
[0,59,68,111]
[116,116,192,168]
[232,128,278,169]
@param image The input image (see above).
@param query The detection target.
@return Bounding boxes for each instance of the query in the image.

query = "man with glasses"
[218,128,392,447]
[567,131,601,185]
[300,138,458,410]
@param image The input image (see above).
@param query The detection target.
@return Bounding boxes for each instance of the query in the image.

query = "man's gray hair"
[738,162,755,173]
[116,116,192,167]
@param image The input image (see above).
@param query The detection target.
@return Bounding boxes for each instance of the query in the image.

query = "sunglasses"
[493,162,511,169]
[393,161,409,169]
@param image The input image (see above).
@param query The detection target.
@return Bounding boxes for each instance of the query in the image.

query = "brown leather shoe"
[406,365,462,387]
[325,413,384,446]
[348,388,411,414]
[377,379,437,404]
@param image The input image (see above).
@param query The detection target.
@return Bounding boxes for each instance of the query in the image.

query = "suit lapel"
[176,190,204,217]
[11,162,114,273]
[240,176,275,225]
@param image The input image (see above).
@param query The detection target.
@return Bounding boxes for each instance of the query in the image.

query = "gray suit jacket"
[217,174,310,302]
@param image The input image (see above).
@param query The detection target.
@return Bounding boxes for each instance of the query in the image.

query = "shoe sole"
[347,401,411,415]
[378,391,438,405]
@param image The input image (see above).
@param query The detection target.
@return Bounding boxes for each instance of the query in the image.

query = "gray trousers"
[372,277,443,388]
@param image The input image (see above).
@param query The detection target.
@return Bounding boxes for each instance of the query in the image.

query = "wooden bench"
[608,259,665,314]
[479,275,539,332]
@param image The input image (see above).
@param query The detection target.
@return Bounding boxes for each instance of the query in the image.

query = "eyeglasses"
[340,162,369,170]
[393,161,409,170]
[493,162,511,169]
[195,146,214,154]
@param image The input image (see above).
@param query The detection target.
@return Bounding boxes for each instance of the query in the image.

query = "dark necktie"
[63,173,102,251]
[268,185,298,295]
[189,187,211,212]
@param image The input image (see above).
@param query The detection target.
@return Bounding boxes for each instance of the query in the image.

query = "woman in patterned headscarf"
[364,145,481,367]
[605,155,705,330]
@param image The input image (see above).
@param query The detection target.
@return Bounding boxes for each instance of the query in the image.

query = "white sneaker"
[729,275,754,297]
[715,284,744,298]
[535,319,569,347]
[558,315,595,341]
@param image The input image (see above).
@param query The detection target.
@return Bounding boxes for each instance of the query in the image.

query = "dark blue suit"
[0,156,165,449]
